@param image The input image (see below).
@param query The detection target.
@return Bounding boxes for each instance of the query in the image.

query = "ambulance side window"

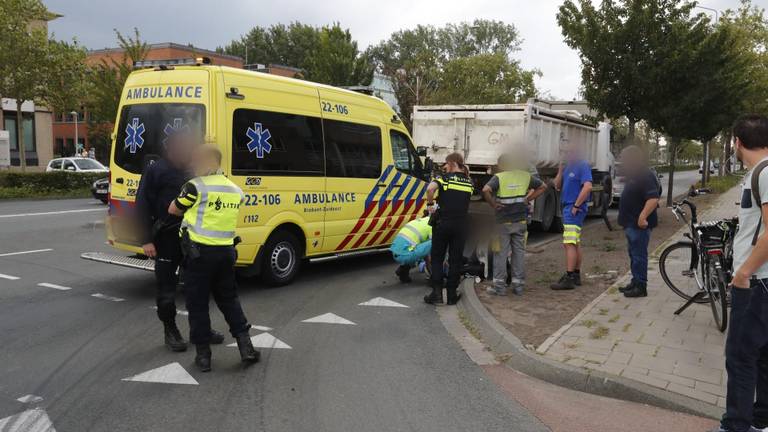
[231,109,324,176]
[390,130,422,178]
[324,119,382,179]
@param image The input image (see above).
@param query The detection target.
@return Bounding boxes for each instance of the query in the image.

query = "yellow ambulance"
[102,59,429,285]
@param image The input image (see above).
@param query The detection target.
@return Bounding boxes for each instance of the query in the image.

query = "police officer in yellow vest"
[482,153,547,296]
[169,145,259,372]
[390,214,432,283]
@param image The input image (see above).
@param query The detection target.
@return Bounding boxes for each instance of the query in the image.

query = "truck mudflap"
[81,252,154,272]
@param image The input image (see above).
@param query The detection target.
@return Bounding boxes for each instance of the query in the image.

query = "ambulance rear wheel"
[261,231,302,286]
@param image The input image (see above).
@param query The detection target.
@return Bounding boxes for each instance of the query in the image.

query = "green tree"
[368,19,536,126]
[0,0,87,171]
[306,24,372,86]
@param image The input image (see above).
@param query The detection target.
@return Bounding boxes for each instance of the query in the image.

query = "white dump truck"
[412,99,614,232]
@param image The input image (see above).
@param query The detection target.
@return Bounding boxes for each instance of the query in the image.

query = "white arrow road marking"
[150,306,188,316]
[227,332,291,349]
[359,297,410,308]
[301,313,356,325]
[37,283,71,291]
[251,325,273,332]
[0,408,56,432]
[91,293,125,302]
[0,273,20,280]
[0,249,53,257]
[121,362,198,385]
[16,394,43,404]
[0,208,104,218]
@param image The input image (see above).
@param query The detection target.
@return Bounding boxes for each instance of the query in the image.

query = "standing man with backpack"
[719,114,768,432]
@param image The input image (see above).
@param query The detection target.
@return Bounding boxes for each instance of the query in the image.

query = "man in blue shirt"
[551,145,593,290]
[617,145,660,298]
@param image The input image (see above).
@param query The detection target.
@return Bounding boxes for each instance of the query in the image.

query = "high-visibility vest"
[495,170,531,205]
[397,217,432,248]
[181,174,244,246]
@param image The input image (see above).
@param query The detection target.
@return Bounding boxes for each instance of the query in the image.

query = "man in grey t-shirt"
[482,153,546,296]
[720,115,768,432]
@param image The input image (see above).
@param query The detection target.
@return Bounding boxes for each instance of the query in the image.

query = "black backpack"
[750,160,768,245]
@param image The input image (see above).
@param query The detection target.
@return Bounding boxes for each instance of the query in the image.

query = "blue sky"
[43,0,748,99]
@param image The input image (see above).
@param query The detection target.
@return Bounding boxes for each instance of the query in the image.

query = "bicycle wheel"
[659,242,707,303]
[706,258,729,333]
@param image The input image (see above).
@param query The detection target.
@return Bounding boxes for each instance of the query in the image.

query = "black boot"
[210,329,225,345]
[573,270,582,286]
[550,273,576,291]
[619,280,636,293]
[235,332,260,363]
[624,282,647,298]
[446,288,462,305]
[423,286,444,304]
[195,344,212,372]
[396,265,412,283]
[164,321,188,352]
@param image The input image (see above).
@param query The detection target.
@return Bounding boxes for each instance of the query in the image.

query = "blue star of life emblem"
[245,122,272,158]
[163,118,190,146]
[124,117,145,154]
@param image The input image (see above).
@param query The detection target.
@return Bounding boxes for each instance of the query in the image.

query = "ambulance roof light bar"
[133,56,212,70]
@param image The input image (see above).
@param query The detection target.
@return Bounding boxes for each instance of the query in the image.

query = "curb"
[457,277,722,419]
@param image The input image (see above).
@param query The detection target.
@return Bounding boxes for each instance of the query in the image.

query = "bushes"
[0,171,104,199]
[652,164,699,173]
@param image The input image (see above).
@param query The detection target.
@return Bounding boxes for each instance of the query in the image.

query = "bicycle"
[658,189,737,332]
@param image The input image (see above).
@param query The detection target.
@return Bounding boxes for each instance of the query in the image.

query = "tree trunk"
[722,131,732,176]
[16,101,26,172]
[627,119,636,146]
[701,139,710,187]
[666,138,679,208]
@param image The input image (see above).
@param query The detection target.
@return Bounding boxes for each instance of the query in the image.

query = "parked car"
[91,177,109,204]
[613,163,663,204]
[46,157,109,173]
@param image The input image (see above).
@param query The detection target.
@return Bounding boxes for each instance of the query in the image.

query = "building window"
[3,112,35,152]
[55,138,64,157]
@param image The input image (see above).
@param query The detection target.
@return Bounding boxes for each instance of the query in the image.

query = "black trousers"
[430,218,467,294]
[183,245,250,345]
[154,228,182,323]
[722,279,768,431]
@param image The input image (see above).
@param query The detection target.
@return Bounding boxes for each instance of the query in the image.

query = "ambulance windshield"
[114,103,205,174]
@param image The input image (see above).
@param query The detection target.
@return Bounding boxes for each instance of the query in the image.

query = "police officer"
[391,213,432,283]
[168,144,259,372]
[135,131,225,352]
[482,153,546,296]
[424,152,473,305]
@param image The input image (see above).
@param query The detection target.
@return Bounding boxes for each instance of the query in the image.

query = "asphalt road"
[0,198,548,432]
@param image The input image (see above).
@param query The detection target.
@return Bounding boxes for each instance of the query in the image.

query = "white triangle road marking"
[227,332,291,349]
[37,283,71,291]
[150,306,188,316]
[0,273,20,280]
[0,408,56,432]
[16,394,43,404]
[91,293,125,302]
[358,297,409,308]
[121,362,198,385]
[301,312,356,325]
[251,325,273,332]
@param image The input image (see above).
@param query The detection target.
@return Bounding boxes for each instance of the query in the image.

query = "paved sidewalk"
[537,185,741,408]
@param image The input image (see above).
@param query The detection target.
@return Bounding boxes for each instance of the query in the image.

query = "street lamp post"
[70,111,79,156]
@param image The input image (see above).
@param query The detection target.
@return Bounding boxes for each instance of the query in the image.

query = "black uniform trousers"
[154,228,182,323]
[183,245,250,345]
[430,217,468,295]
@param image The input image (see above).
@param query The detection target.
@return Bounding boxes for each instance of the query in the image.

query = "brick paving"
[537,185,741,407]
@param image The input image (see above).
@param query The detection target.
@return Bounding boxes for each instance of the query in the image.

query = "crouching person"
[391,214,432,283]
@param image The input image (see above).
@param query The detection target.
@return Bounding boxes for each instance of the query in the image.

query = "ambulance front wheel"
[261,230,303,286]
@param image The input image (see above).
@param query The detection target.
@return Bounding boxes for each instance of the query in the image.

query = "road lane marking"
[91,293,125,302]
[37,283,71,291]
[16,394,43,404]
[0,408,56,432]
[251,325,273,332]
[359,297,409,308]
[0,273,20,280]
[122,362,198,385]
[0,208,104,219]
[0,249,53,257]
[150,306,188,316]
[301,312,356,325]
[227,332,291,349]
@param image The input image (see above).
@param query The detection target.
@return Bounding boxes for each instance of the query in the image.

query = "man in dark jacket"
[135,132,224,351]
[617,145,660,298]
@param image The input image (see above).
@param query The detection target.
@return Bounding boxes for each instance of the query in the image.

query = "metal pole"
[695,5,720,23]
[73,112,79,155]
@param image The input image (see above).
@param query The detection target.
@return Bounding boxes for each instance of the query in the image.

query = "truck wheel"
[260,230,303,286]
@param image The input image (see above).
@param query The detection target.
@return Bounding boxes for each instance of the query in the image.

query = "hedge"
[0,171,105,191]
[652,164,699,173]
